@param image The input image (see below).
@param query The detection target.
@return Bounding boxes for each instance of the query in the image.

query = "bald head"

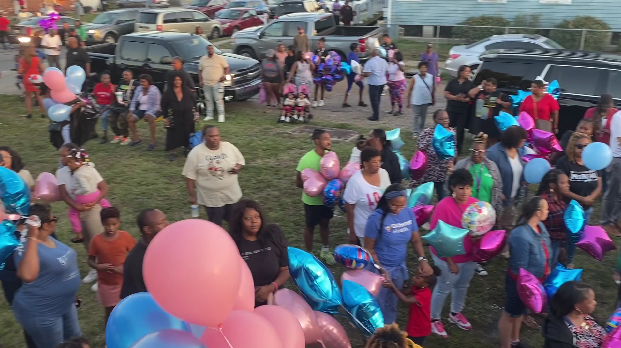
[68,37,78,49]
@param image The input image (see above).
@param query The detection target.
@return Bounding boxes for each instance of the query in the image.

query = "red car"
[215,7,264,36]
[185,0,228,18]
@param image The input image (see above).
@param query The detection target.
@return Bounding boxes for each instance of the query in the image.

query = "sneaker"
[91,282,98,292]
[475,264,488,276]
[319,250,336,266]
[129,140,142,147]
[83,269,98,283]
[318,100,324,107]
[110,136,121,144]
[448,312,473,330]
[120,137,131,145]
[312,101,318,108]
[203,115,214,121]
[431,320,448,338]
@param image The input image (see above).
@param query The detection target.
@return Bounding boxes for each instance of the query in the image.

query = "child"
[54,337,90,348]
[280,83,297,123]
[92,72,116,144]
[65,148,111,243]
[296,86,311,123]
[88,207,136,326]
[383,265,441,347]
[349,135,367,163]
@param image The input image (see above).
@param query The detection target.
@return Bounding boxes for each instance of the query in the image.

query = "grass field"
[0,94,619,348]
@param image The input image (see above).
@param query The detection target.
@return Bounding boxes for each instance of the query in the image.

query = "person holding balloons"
[497,196,551,348]
[18,43,46,119]
[543,281,606,348]
[537,169,571,266]
[229,199,290,306]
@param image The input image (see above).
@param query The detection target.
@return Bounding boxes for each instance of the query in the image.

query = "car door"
[117,11,139,35]
[146,43,173,89]
[256,20,285,58]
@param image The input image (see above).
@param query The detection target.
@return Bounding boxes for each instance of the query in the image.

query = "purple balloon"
[576,225,617,261]
[531,129,563,155]
[410,151,428,180]
[412,205,434,227]
[517,268,547,313]
[517,111,535,133]
[471,230,507,263]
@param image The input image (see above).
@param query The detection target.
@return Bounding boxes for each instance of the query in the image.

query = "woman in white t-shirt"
[343,146,391,247]
[387,51,406,116]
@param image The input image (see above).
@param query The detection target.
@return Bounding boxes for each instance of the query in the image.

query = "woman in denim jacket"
[497,196,552,348]
[127,74,162,151]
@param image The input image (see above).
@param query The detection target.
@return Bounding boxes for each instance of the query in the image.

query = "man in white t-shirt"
[41,29,62,69]
[602,111,621,237]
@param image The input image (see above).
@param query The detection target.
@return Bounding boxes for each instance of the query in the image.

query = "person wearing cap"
[198,44,229,123]
[420,43,439,80]
[165,56,195,92]
[261,49,284,108]
[293,26,310,54]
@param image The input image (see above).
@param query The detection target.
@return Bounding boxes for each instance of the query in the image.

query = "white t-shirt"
[610,110,621,158]
[55,164,104,199]
[41,34,61,56]
[508,155,523,199]
[343,169,391,238]
[387,62,405,81]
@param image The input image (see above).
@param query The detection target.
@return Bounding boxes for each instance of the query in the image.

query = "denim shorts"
[504,273,526,317]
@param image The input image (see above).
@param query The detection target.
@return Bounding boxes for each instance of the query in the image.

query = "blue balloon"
[432,124,456,160]
[342,280,384,336]
[0,167,30,216]
[495,111,520,133]
[333,244,374,269]
[524,158,551,184]
[564,200,585,239]
[48,104,72,122]
[66,81,81,94]
[323,179,344,208]
[341,62,351,74]
[0,220,20,270]
[408,182,434,208]
[396,152,409,180]
[66,65,86,87]
[421,220,469,258]
[288,247,342,314]
[106,292,191,348]
[544,264,582,300]
[130,330,206,348]
[386,128,405,152]
[43,98,58,111]
[583,142,613,171]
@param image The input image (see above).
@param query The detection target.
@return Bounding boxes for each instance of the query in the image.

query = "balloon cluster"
[312,51,349,92]
[43,66,86,122]
[38,12,60,31]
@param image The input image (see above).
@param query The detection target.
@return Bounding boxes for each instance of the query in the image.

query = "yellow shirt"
[182,141,245,207]
[198,54,229,86]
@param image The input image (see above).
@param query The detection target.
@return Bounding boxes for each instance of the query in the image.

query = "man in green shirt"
[296,129,336,265]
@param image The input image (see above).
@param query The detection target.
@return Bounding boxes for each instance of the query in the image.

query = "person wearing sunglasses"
[556,132,603,243]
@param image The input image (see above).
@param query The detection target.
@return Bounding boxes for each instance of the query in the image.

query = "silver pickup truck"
[230,12,382,61]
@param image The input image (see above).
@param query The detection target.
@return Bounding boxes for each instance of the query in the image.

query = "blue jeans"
[13,305,82,348]
[375,263,408,325]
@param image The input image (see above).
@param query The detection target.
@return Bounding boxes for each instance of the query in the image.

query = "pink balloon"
[471,230,506,263]
[354,74,362,82]
[34,172,60,202]
[410,151,428,181]
[143,219,242,327]
[576,225,617,262]
[320,151,340,180]
[517,268,546,314]
[314,311,352,348]
[43,68,66,91]
[412,205,434,227]
[232,258,255,311]
[338,161,361,184]
[254,305,305,348]
[273,289,321,345]
[304,175,328,197]
[517,112,535,133]
[51,88,78,104]
[341,269,383,297]
[530,129,563,155]
[201,310,283,348]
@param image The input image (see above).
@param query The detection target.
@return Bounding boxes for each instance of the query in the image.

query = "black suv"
[474,49,621,135]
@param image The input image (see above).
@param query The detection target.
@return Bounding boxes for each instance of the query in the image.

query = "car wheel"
[211,28,220,39]
[103,34,117,43]
[238,47,257,59]
[232,27,239,35]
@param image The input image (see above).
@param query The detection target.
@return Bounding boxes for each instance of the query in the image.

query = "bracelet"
[271,282,279,292]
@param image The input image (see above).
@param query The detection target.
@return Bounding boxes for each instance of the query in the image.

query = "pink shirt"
[429,196,479,263]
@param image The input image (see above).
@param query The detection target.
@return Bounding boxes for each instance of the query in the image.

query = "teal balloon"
[422,220,469,258]
[0,167,30,215]
[106,292,191,348]
[544,264,582,299]
[432,124,455,160]
[0,220,20,270]
[48,104,72,122]
[342,280,384,336]
[408,182,434,208]
[288,247,342,314]
[130,330,205,348]
[564,200,585,240]
[583,142,613,171]
[524,158,551,184]
[495,111,519,133]
[396,152,410,179]
[386,128,405,152]
[66,65,86,87]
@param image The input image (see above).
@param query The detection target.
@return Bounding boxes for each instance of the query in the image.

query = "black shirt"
[556,156,600,208]
[237,224,288,288]
[120,241,148,299]
[65,47,90,71]
[445,78,475,113]
[476,90,512,138]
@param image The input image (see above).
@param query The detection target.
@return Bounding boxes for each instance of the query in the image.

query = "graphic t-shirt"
[469,163,494,204]
[365,207,418,267]
[89,231,136,286]
[296,150,324,206]
[182,141,245,207]
[343,169,391,238]
[556,156,600,208]
[237,224,288,287]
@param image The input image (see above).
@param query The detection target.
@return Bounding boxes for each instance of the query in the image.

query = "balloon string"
[219,327,234,348]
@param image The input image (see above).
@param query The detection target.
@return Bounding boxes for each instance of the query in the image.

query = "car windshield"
[190,0,209,6]
[216,9,242,19]
[170,36,222,60]
[543,38,564,49]
[228,1,247,7]
[92,12,116,24]
[466,38,491,49]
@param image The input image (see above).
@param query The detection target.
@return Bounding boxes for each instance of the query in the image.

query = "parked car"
[445,34,564,76]
[87,32,261,101]
[117,0,170,8]
[215,8,264,36]
[220,0,269,15]
[473,49,621,136]
[232,12,381,61]
[185,0,229,18]
[135,9,223,39]
[85,9,140,44]
[273,0,323,19]
[12,16,80,46]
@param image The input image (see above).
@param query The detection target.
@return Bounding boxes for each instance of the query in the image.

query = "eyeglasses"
[469,149,486,154]
[575,144,588,149]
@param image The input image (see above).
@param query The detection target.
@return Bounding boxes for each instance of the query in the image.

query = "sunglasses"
[575,144,588,149]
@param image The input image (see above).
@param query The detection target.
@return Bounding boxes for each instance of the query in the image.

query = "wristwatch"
[418,256,428,262]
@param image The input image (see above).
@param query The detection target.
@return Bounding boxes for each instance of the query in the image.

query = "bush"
[452,15,510,43]
[511,14,543,35]
[550,16,610,51]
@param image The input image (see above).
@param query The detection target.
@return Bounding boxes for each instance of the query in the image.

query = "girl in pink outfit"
[65,148,111,242]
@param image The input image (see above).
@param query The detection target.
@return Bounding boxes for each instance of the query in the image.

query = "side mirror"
[160,56,173,64]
